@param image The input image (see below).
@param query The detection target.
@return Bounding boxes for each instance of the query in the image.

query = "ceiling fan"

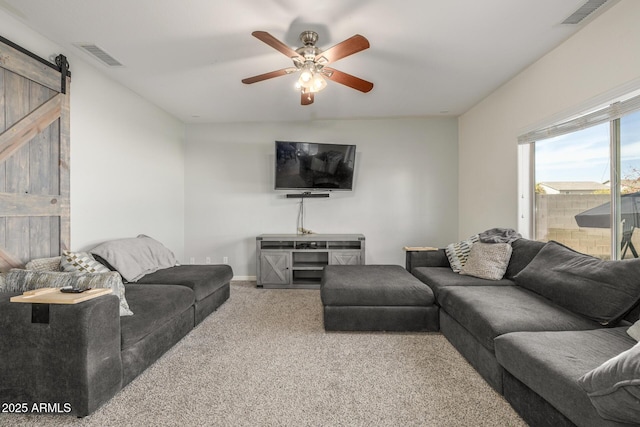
[242,30,374,105]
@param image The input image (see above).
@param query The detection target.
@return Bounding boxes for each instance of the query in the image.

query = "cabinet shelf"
[295,241,328,250]
[256,234,365,289]
[328,241,362,250]
[260,241,295,250]
[292,262,327,269]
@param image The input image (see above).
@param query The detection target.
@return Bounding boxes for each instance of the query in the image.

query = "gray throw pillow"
[445,234,480,273]
[514,241,640,326]
[578,342,640,424]
[3,269,133,316]
[460,242,512,280]
[91,234,177,282]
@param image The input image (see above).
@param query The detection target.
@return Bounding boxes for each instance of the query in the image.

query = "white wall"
[185,118,458,278]
[0,9,187,259]
[458,0,640,239]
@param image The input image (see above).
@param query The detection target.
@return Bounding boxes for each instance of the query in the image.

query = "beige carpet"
[3,281,526,427]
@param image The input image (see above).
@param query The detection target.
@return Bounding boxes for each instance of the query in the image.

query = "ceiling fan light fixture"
[295,62,327,93]
[310,73,327,93]
[299,63,314,83]
[243,30,373,105]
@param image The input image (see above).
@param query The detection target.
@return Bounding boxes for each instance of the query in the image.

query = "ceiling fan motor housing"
[296,31,322,61]
[300,31,318,46]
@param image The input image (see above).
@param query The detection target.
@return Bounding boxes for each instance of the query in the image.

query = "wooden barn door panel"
[29,80,60,260]
[0,38,70,271]
[5,70,32,267]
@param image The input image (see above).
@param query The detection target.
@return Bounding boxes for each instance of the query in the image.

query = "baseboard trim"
[231,276,256,282]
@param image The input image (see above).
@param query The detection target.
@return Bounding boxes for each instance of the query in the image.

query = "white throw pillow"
[459,242,512,280]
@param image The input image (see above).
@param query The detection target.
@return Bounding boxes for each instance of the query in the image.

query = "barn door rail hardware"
[0,35,71,93]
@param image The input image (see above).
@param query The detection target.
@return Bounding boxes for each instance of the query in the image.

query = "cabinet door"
[330,251,362,265]
[260,252,290,285]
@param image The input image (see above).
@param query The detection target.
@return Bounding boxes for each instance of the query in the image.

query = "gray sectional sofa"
[0,237,233,417]
[407,238,640,427]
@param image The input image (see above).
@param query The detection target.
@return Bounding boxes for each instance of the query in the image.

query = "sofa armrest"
[405,249,450,272]
[0,292,123,417]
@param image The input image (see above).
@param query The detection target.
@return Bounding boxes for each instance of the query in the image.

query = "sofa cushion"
[495,328,635,427]
[504,238,546,279]
[625,304,640,324]
[578,341,640,424]
[460,242,512,280]
[438,285,601,352]
[321,265,434,306]
[135,265,233,302]
[412,267,513,300]
[120,284,195,350]
[514,241,640,326]
[445,234,480,273]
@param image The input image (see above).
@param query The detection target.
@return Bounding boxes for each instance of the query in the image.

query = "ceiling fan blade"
[316,34,370,64]
[242,68,296,84]
[301,91,314,105]
[323,68,373,93]
[252,31,302,60]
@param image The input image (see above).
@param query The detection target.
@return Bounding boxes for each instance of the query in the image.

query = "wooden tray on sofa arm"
[10,287,112,304]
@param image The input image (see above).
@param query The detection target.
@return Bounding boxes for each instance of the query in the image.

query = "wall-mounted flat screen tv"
[275,141,356,191]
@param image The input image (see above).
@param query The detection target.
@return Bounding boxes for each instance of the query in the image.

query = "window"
[620,110,640,258]
[534,123,611,258]
[519,93,640,260]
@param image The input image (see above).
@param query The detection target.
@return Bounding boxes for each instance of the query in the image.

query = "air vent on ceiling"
[74,43,123,66]
[562,0,609,24]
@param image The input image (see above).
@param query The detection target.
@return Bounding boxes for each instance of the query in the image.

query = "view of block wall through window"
[533,110,640,259]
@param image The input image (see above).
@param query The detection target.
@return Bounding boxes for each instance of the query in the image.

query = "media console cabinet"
[256,234,365,289]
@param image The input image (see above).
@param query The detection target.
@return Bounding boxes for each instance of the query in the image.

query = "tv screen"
[275,141,356,191]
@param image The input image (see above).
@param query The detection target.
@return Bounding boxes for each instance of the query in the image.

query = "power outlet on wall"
[223,256,228,264]
[205,257,211,264]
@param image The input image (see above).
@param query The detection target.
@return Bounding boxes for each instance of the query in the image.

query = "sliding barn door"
[0,39,70,271]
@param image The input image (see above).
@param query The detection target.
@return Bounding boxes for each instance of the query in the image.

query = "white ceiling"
[0,0,615,123]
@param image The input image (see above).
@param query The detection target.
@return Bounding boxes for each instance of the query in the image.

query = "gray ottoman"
[321,265,439,332]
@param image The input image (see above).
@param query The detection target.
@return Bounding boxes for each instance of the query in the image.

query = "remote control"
[60,286,89,293]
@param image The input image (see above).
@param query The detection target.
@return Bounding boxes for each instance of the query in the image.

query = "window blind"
[518,93,640,144]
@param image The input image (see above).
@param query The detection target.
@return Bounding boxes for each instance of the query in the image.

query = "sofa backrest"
[504,238,546,280]
[512,240,640,326]
[405,249,450,272]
